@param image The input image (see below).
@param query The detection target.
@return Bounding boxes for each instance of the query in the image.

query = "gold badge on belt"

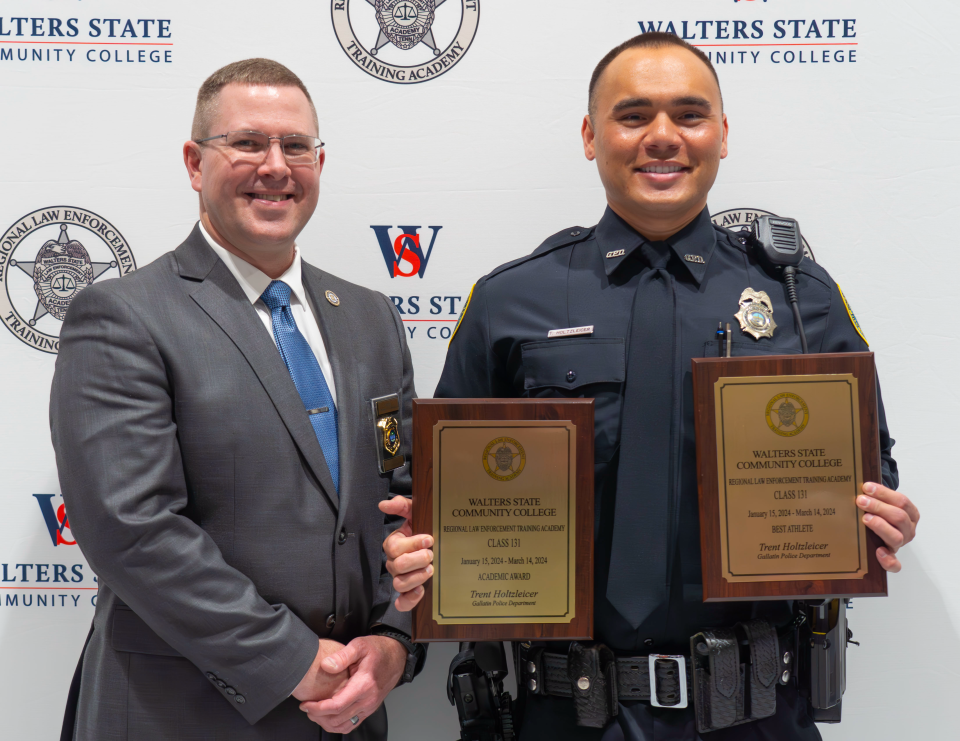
[370,393,405,473]
[734,288,777,340]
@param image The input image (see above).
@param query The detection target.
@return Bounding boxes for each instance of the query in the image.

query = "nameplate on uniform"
[410,399,595,642]
[691,353,887,602]
[370,393,405,473]
[547,325,594,338]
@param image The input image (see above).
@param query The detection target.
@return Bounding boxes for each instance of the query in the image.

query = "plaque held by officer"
[691,216,888,602]
[409,398,595,642]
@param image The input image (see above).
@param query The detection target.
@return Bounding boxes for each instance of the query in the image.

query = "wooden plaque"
[412,399,594,642]
[692,352,887,602]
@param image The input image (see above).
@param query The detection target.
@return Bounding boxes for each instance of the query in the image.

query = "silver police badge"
[373,0,440,55]
[734,288,777,340]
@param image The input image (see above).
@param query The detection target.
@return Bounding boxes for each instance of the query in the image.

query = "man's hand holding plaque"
[380,495,434,611]
[856,481,920,573]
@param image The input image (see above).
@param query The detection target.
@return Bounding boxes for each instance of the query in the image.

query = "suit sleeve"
[435,278,506,399]
[50,284,319,725]
[820,277,899,490]
[369,293,418,638]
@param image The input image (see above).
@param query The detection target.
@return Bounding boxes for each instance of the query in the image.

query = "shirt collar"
[197,221,308,307]
[594,206,717,284]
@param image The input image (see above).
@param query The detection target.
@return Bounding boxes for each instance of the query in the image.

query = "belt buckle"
[648,654,688,709]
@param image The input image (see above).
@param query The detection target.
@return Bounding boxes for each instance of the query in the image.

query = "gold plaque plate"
[714,374,869,583]
[432,420,576,625]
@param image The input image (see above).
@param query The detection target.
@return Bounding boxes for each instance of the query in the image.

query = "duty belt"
[518,619,792,733]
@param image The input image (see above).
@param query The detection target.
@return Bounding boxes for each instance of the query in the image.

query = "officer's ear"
[720,113,729,160]
[582,114,597,162]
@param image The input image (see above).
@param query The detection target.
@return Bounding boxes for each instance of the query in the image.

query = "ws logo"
[32,494,76,546]
[371,225,442,278]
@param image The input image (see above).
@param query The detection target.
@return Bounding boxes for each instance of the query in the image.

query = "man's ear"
[184,141,203,194]
[582,115,597,162]
[315,147,326,178]
[720,113,729,160]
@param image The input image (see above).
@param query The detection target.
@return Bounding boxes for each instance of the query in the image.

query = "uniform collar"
[197,221,309,308]
[594,206,717,285]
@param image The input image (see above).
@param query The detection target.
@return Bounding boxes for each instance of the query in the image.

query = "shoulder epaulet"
[486,226,594,280]
[713,224,750,251]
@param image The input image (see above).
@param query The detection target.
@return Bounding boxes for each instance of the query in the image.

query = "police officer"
[381,32,920,740]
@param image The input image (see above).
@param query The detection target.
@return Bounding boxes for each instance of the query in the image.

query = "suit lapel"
[179,235,340,510]
[302,264,360,523]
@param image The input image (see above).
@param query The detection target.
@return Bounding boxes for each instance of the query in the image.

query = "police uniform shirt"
[435,206,898,652]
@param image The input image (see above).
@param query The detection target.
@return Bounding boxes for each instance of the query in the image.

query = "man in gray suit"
[50,58,426,740]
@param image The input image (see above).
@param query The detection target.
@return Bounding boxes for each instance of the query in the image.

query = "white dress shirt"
[198,222,337,408]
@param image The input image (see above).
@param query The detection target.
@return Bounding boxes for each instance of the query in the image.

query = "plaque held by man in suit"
[692,352,887,602]
[411,399,594,642]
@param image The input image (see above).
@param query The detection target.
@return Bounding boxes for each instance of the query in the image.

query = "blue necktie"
[260,280,339,493]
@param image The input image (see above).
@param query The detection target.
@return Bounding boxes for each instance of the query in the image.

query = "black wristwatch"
[371,627,425,685]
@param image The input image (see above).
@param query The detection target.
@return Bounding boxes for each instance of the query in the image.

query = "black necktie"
[606,241,676,630]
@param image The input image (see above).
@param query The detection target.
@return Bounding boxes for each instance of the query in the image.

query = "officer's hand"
[380,495,434,611]
[856,482,920,572]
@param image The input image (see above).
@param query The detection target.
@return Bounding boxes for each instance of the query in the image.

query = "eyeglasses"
[194,130,324,165]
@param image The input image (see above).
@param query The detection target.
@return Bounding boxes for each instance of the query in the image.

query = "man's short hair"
[588,32,722,116]
[192,58,318,140]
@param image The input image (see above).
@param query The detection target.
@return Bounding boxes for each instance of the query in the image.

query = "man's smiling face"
[187,83,322,266]
[583,45,728,235]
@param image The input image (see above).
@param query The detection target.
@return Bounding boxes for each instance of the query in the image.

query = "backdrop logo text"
[332,0,479,84]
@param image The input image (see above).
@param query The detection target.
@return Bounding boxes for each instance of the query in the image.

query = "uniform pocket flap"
[521,338,625,390]
[112,606,182,657]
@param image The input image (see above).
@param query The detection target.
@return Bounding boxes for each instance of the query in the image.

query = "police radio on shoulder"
[747,216,809,354]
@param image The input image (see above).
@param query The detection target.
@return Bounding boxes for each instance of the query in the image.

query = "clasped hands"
[292,635,407,733]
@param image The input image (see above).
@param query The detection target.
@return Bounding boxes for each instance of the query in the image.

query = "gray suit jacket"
[50,226,416,740]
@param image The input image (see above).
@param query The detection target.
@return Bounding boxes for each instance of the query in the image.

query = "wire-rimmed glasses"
[194,130,324,165]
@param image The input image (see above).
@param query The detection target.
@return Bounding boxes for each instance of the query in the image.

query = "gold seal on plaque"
[378,416,401,455]
[482,437,526,481]
[735,288,777,340]
[765,392,809,437]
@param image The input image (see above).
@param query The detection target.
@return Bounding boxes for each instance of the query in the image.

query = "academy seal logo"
[765,392,809,437]
[711,208,816,263]
[0,207,135,353]
[332,0,479,84]
[483,436,525,482]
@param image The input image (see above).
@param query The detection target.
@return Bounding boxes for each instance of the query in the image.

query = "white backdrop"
[0,1,956,737]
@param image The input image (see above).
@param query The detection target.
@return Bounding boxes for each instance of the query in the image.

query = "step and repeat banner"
[0,1,956,738]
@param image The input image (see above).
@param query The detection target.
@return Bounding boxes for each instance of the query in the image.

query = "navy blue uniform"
[434,207,898,741]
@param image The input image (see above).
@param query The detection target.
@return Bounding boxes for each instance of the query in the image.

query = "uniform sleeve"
[50,284,319,725]
[821,279,899,490]
[434,278,505,398]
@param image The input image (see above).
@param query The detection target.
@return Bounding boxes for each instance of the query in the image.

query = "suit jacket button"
[216,680,227,689]
[235,695,246,704]
[326,614,336,629]
[226,687,237,696]
[566,370,577,383]
[206,672,217,681]
[338,528,347,545]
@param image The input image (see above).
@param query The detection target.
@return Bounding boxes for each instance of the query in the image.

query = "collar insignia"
[735,288,776,340]
[605,249,625,259]
[684,254,705,264]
